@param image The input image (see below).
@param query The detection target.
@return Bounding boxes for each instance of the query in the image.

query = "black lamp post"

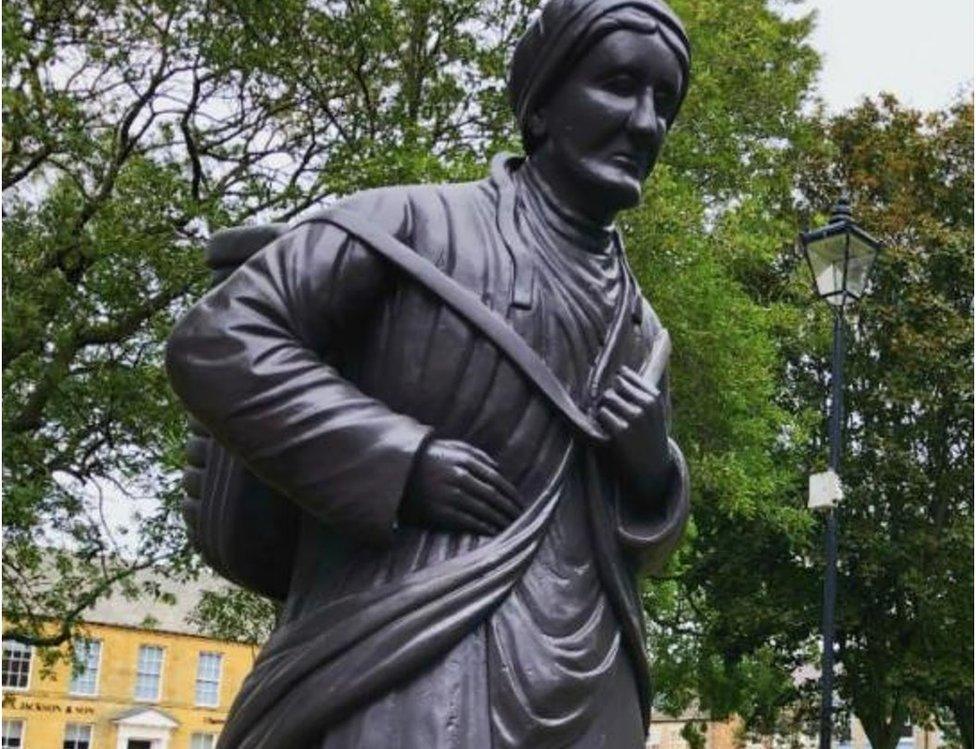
[799,196,881,749]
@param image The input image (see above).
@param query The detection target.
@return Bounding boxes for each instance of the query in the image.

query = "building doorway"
[112,706,178,749]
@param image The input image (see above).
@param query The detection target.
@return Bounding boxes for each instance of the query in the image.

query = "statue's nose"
[626,89,662,147]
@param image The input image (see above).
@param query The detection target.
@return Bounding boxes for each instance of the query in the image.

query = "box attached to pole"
[809,470,843,510]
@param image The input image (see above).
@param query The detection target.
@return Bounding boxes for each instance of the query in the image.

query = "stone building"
[1,578,255,749]
[2,581,949,749]
[648,709,742,749]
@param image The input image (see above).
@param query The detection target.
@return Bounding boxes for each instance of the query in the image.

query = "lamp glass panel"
[807,232,848,305]
[844,234,878,298]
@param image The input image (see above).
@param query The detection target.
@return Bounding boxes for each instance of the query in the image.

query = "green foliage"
[794,95,974,749]
[2,0,536,648]
[624,6,972,743]
[3,3,970,746]
[664,0,820,204]
[622,0,824,731]
[681,720,709,749]
[186,587,279,647]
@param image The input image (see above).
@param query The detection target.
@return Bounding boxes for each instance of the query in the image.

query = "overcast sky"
[785,0,974,112]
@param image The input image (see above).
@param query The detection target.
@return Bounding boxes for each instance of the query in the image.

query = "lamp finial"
[830,194,852,224]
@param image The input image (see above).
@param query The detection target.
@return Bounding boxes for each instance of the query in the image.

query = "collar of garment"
[491,153,615,256]
[489,152,627,310]
[513,157,615,256]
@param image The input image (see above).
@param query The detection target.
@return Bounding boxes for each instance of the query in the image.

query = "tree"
[7,6,969,746]
[635,84,973,747]
[625,0,826,731]
[628,6,972,744]
[186,586,278,648]
[2,0,536,647]
[793,95,974,749]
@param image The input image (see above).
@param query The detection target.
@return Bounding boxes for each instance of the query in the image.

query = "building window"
[195,651,223,707]
[63,723,92,749]
[191,733,216,749]
[134,644,164,701]
[647,727,662,749]
[897,722,915,749]
[1,641,32,690]
[69,639,102,696]
[1,720,24,749]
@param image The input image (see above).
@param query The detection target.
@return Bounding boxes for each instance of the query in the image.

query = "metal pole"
[819,309,844,749]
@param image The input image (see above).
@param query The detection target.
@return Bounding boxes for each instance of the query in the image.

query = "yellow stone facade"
[2,620,256,749]
[647,713,742,749]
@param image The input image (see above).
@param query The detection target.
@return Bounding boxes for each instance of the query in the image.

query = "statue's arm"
[165,219,433,545]
[611,301,690,573]
[614,433,690,574]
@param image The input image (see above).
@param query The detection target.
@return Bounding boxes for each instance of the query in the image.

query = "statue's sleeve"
[614,434,690,574]
[165,219,433,546]
[613,300,691,573]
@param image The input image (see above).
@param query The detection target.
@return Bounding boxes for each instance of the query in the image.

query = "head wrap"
[508,0,691,153]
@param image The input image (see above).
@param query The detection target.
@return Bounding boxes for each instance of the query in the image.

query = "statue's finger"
[602,389,642,421]
[462,472,520,522]
[450,498,505,533]
[462,455,519,506]
[182,467,204,498]
[596,406,627,436]
[619,364,657,390]
[460,486,513,530]
[441,507,497,537]
[455,441,501,468]
[614,373,656,406]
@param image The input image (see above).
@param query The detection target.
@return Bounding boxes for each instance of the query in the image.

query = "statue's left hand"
[595,366,670,493]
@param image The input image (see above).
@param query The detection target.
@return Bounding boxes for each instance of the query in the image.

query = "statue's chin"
[589,178,641,220]
[577,162,648,217]
[533,154,643,223]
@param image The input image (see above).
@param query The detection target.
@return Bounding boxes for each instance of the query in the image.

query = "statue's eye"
[603,73,638,96]
[654,89,676,114]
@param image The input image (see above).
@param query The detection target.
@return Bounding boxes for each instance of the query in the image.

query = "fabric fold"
[218,445,573,749]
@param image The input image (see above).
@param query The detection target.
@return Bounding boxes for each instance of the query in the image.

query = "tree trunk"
[857,705,907,749]
[949,694,973,749]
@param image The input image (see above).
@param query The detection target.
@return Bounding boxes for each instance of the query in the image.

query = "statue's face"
[533,29,684,220]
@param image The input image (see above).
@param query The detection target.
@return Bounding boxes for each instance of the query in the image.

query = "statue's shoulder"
[305,177,493,242]
[295,185,410,242]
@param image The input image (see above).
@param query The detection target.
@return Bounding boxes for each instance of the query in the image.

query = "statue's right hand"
[401,439,521,536]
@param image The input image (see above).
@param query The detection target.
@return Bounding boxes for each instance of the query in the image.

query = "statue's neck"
[513,158,614,255]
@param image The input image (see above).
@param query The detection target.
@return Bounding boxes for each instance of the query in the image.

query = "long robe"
[166,154,690,748]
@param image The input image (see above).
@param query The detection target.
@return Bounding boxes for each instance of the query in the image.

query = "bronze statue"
[166,0,692,745]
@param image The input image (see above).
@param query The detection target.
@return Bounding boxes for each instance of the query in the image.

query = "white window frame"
[1,719,26,749]
[1,641,33,691]
[194,651,223,708]
[897,723,916,749]
[62,722,93,749]
[69,638,103,697]
[190,733,216,749]
[647,727,662,749]
[133,644,165,702]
